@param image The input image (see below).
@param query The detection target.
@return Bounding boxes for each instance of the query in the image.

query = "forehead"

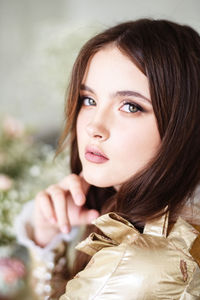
[81,45,150,99]
[82,45,134,79]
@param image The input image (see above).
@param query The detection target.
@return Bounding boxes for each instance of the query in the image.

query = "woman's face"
[76,45,161,189]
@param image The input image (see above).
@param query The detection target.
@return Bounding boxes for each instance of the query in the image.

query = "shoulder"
[61,213,200,299]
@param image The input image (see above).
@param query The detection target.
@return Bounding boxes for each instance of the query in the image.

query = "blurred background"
[1,0,200,133]
[0,0,200,298]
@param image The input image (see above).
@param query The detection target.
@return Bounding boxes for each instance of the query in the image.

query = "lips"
[85,146,109,164]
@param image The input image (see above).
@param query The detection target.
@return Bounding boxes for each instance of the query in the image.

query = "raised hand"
[34,173,99,247]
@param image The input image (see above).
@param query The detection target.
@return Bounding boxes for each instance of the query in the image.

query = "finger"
[78,209,100,225]
[36,191,56,225]
[47,185,70,233]
[79,172,90,194]
[58,174,89,206]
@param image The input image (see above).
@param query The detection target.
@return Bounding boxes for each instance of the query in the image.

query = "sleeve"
[14,200,78,256]
[14,200,79,299]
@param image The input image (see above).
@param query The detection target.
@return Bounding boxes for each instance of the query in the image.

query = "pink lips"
[85,146,109,164]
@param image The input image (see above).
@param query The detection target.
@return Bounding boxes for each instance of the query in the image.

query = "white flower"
[0,174,13,191]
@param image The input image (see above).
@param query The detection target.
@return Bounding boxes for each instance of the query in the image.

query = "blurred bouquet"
[0,243,29,299]
[0,115,69,246]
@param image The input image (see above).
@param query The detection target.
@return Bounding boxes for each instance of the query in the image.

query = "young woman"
[17,19,200,299]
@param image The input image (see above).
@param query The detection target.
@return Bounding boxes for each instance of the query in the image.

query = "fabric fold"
[92,212,140,244]
[75,232,118,256]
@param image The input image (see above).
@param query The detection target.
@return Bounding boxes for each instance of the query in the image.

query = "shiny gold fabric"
[60,212,200,300]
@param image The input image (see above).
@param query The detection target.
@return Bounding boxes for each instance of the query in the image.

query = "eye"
[82,97,96,106]
[121,102,144,113]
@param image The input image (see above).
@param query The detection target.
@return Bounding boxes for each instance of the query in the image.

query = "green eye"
[121,102,142,113]
[128,104,138,113]
[83,97,96,106]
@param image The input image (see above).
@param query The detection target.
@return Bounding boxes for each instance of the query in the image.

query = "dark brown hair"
[57,19,200,274]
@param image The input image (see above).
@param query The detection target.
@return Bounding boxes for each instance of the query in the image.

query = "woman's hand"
[34,173,99,247]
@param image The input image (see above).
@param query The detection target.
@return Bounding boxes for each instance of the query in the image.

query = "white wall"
[0,0,200,133]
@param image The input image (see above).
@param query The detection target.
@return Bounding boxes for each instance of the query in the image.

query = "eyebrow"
[80,84,151,104]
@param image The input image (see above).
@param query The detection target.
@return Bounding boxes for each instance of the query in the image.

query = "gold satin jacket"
[60,212,200,300]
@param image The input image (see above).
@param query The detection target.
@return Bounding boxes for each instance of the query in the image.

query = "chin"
[82,169,112,188]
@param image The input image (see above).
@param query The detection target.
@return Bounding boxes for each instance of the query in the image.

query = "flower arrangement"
[0,115,69,298]
[0,245,28,299]
[0,115,69,245]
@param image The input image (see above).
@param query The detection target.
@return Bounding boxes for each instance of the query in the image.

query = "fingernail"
[89,211,99,223]
[76,194,85,205]
[50,218,56,225]
[61,225,69,234]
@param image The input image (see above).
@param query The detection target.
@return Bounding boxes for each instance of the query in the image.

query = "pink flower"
[3,116,25,138]
[0,258,26,284]
[0,174,13,191]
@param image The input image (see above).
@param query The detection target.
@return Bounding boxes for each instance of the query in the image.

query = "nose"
[86,115,110,141]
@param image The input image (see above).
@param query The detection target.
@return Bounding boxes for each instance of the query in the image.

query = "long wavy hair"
[57,19,200,275]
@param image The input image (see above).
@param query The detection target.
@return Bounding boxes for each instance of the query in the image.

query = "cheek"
[113,119,161,163]
[76,112,84,140]
[76,112,87,151]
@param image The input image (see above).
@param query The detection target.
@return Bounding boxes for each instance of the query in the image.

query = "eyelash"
[121,101,144,113]
[80,96,144,113]
[81,97,96,106]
